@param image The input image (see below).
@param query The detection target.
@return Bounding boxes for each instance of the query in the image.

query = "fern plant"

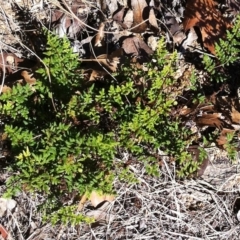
[201,16,240,161]
[0,32,200,225]
[203,15,240,83]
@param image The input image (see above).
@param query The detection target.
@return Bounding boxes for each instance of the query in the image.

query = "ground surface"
[1,150,240,239]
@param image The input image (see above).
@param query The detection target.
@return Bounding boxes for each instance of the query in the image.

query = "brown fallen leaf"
[183,0,232,54]
[179,106,193,116]
[1,85,11,94]
[94,52,121,72]
[131,0,148,33]
[180,27,198,49]
[216,128,235,146]
[52,0,88,38]
[83,49,123,80]
[94,23,105,47]
[180,104,215,116]
[21,70,36,85]
[0,53,35,76]
[77,193,87,211]
[89,191,115,208]
[199,104,215,113]
[173,31,186,45]
[77,191,115,211]
[196,113,224,128]
[123,9,134,29]
[231,106,240,124]
[113,6,125,22]
[165,12,185,44]
[148,8,159,31]
[89,69,107,81]
[121,35,154,57]
[210,96,240,125]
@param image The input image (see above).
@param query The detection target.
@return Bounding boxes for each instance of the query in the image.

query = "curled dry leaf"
[183,0,231,54]
[131,0,148,33]
[52,11,80,38]
[0,200,7,218]
[173,31,186,45]
[21,70,36,85]
[6,199,17,212]
[86,209,115,222]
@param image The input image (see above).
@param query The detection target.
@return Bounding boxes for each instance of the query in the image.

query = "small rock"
[0,199,7,217]
[0,198,17,217]
[6,199,17,211]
